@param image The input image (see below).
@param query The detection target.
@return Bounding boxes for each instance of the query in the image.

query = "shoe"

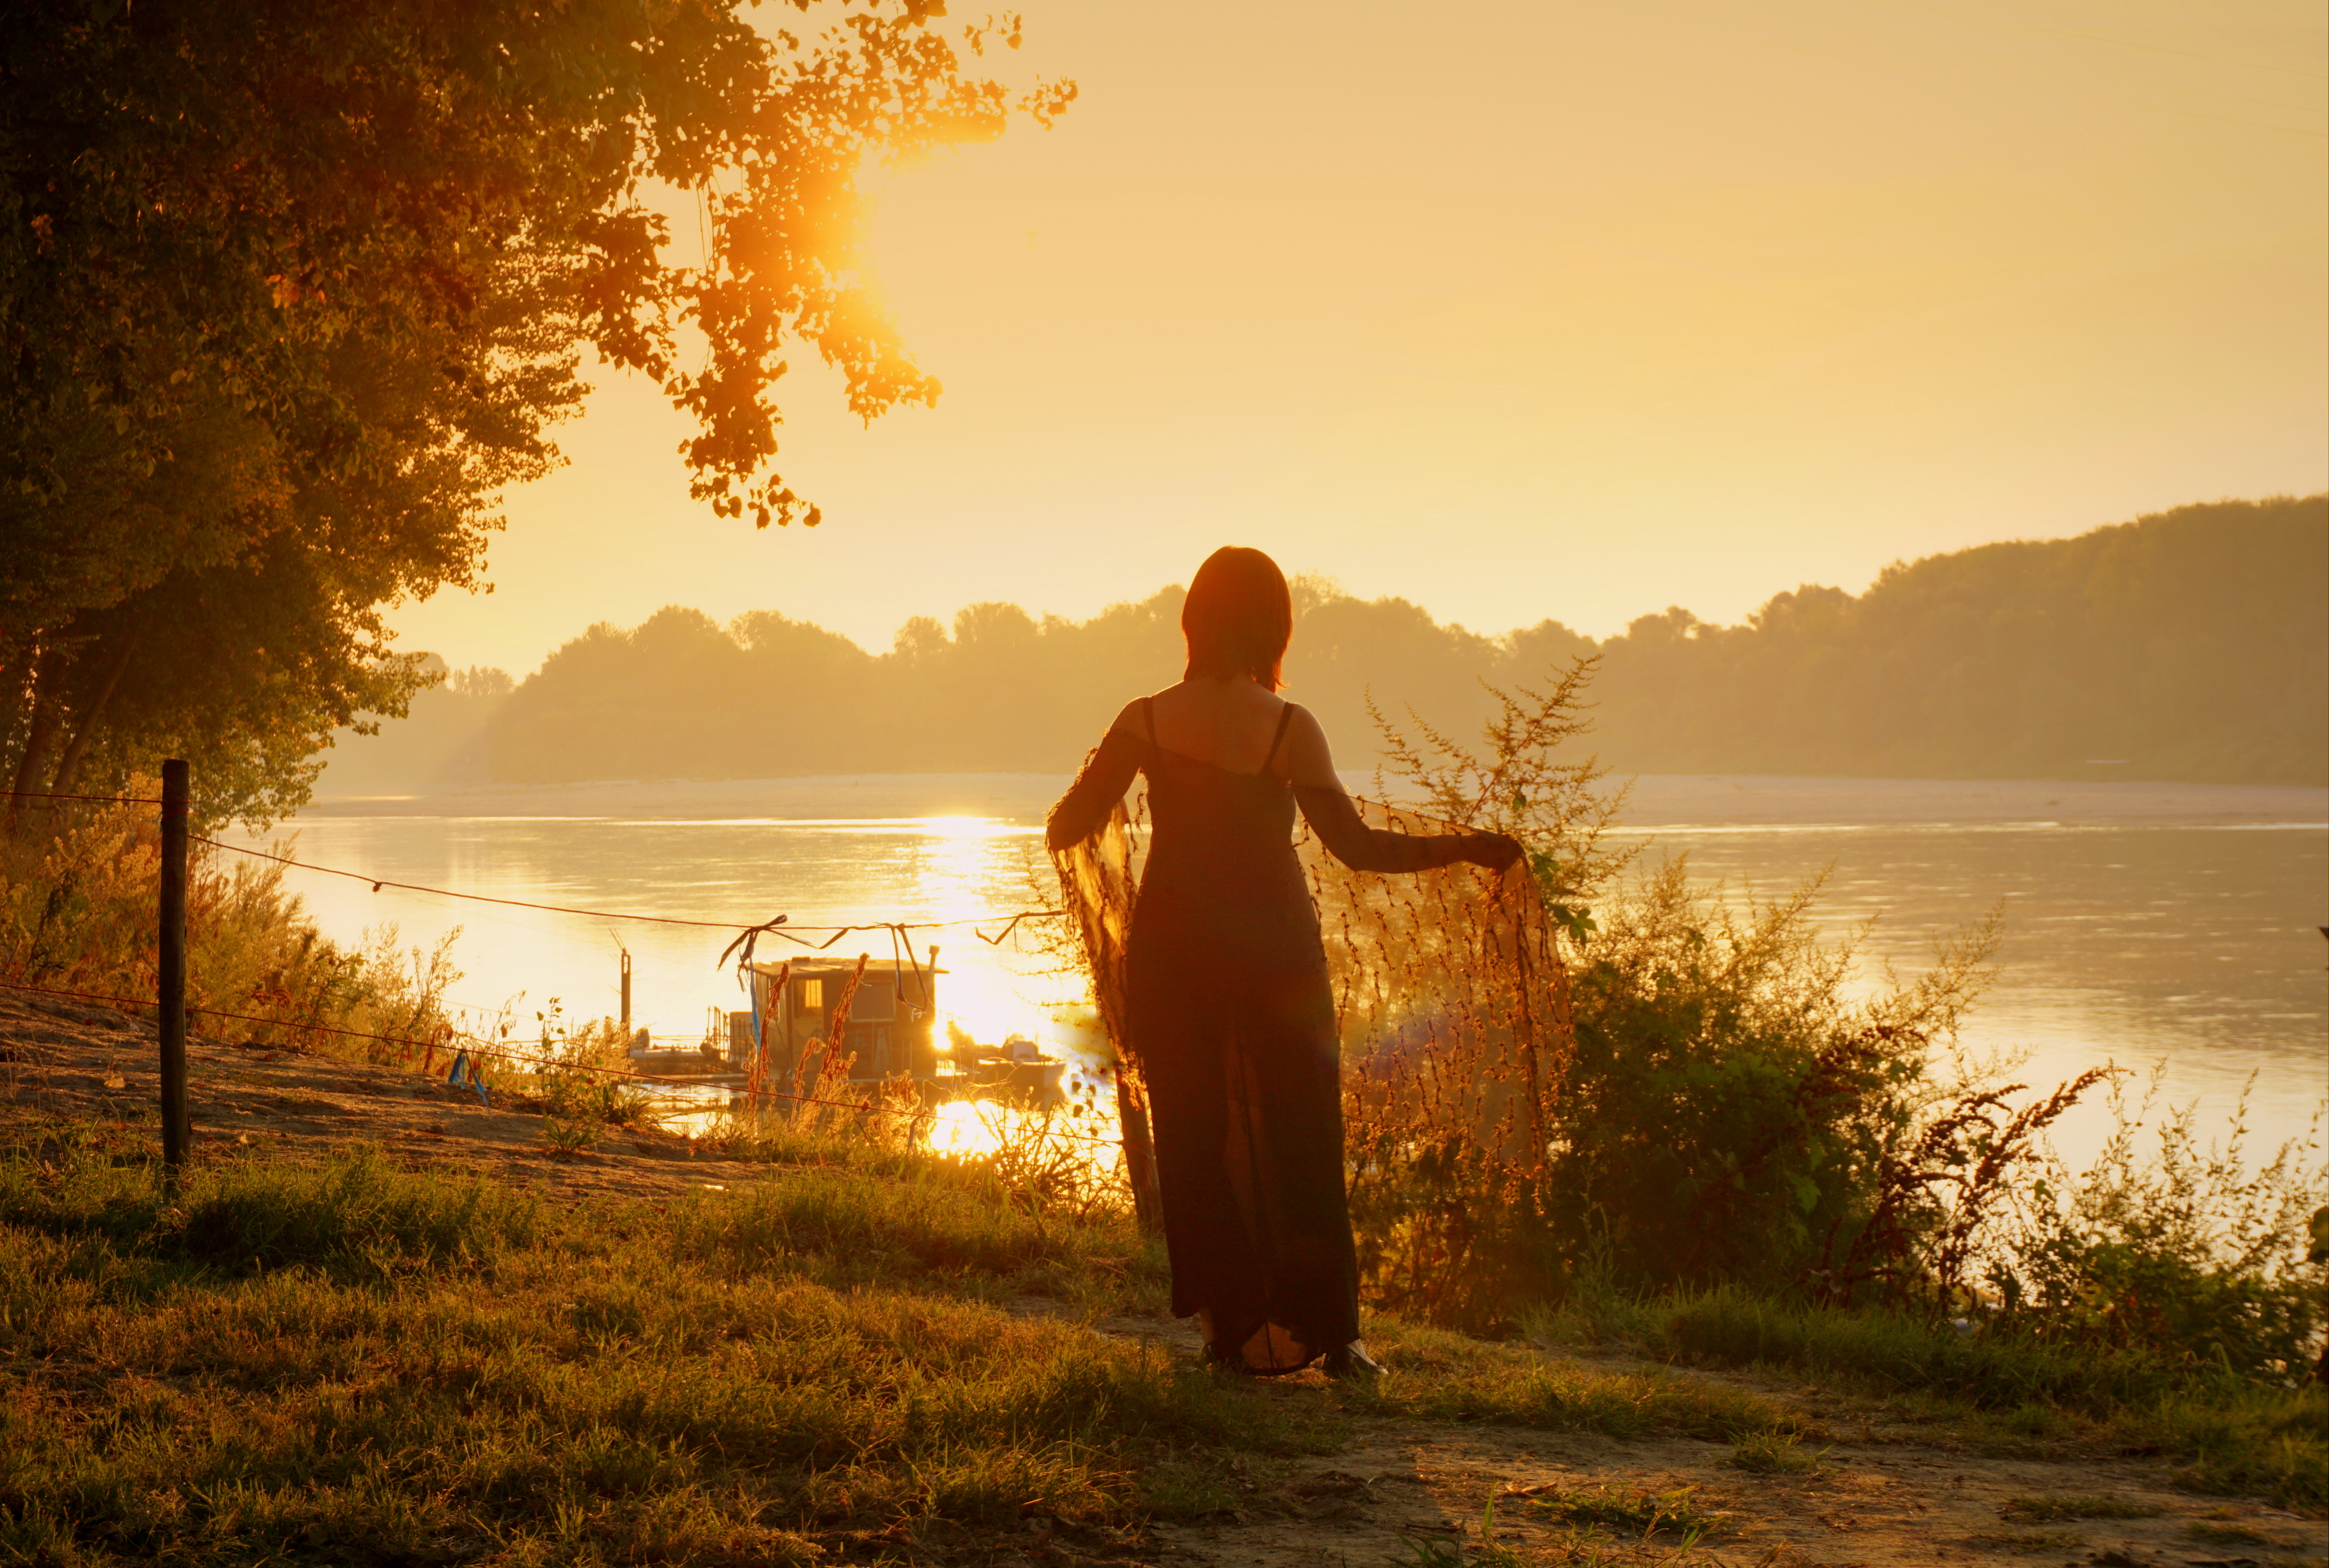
[1320,1340,1383,1379]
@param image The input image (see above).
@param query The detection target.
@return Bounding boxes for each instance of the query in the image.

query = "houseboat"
[721,951,1073,1109]
[728,953,943,1090]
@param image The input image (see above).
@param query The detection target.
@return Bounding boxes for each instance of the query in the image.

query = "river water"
[230,772,2328,1166]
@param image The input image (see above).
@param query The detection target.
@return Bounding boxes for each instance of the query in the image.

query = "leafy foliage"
[1,0,1069,822]
[1992,1071,2328,1384]
[405,496,2326,792]
[1322,657,2326,1406]
[1552,862,1991,1296]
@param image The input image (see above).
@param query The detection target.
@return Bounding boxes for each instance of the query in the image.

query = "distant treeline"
[329,496,2327,790]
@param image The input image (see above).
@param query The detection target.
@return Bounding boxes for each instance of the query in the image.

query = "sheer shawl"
[1049,780,1165,1227]
[1302,797,1574,1325]
[1051,765,1576,1321]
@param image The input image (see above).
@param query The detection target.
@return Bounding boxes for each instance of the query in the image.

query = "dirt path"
[0,991,770,1202]
[1005,1304,2322,1568]
[4,992,2322,1568]
[1141,1412,2322,1566]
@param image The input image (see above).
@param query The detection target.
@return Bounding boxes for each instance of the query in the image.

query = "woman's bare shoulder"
[1278,698,1325,734]
[1105,694,1157,739]
[1275,701,1342,787]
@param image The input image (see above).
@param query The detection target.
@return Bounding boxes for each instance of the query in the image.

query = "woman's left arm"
[1045,701,1148,852]
[1278,705,1522,874]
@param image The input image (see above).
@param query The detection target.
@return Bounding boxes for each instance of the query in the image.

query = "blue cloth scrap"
[446,1050,490,1106]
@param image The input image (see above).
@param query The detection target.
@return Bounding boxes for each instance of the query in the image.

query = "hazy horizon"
[327,499,2328,795]
[385,0,2329,679]
[416,488,2321,682]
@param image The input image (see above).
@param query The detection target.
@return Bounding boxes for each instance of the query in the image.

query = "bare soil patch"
[1143,1414,2324,1567]
[0,990,760,1203]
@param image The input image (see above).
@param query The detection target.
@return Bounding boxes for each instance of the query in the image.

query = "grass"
[1345,1317,1806,1440]
[1524,1484,1727,1537]
[7,1094,2319,1565]
[1530,1283,2329,1508]
[1391,1490,1734,1568]
[0,1136,1809,1566]
[1965,1530,2085,1553]
[0,1143,1296,1564]
[1392,1540,1733,1568]
[663,1162,1151,1305]
[1725,1430,1825,1474]
[1137,1456,1246,1521]
[2000,1493,2164,1522]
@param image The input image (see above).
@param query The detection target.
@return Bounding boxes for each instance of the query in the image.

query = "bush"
[1331,669,2004,1324]
[0,780,460,1059]
[1551,859,1990,1295]
[1995,1072,2326,1383]
[1334,663,2328,1396]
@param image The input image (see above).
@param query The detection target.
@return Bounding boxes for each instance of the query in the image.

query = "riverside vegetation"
[1307,663,2326,1507]
[0,699,2323,1562]
[345,494,2329,794]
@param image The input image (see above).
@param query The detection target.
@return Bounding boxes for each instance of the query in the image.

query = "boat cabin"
[727,955,943,1088]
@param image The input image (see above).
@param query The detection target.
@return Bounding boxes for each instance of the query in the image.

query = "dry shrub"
[1326,665,2325,1385]
[0,779,458,1057]
[1822,1062,2116,1308]
[1991,1070,2326,1381]
[1306,802,1570,1329]
[705,1083,1133,1228]
[488,1004,656,1138]
[932,1092,1133,1225]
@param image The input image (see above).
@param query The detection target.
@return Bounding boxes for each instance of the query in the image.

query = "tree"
[345,495,2324,790]
[0,0,1071,822]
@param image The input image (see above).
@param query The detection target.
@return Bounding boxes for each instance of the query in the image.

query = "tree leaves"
[1,0,1068,820]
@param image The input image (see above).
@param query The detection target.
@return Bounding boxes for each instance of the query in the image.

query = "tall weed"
[1996,1071,2326,1382]
[1323,661,2328,1394]
[0,780,460,1057]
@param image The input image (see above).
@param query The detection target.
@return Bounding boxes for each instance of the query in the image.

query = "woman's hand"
[1467,832,1526,873]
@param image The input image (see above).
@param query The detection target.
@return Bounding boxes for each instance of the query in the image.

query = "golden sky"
[393,0,2328,677]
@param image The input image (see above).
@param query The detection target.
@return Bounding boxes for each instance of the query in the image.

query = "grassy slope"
[0,1130,1807,1567]
[1532,1285,2329,1511]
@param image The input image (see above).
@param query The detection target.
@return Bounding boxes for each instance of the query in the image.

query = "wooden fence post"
[158,758,190,1174]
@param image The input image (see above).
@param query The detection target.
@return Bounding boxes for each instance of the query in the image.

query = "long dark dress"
[1047,698,1498,1372]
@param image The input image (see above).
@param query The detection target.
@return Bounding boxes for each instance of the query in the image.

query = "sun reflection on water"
[920,1094,1125,1185]
[925,1099,1008,1156]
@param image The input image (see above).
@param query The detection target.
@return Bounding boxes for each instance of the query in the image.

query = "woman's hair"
[1182,546,1292,690]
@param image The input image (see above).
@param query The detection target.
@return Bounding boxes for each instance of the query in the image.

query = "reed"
[1303,660,2326,1410]
[0,779,461,1059]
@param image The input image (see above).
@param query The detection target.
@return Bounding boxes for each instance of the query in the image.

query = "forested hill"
[331,496,2327,792]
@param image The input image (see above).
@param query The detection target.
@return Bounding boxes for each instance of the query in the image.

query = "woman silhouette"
[1047,547,1521,1376]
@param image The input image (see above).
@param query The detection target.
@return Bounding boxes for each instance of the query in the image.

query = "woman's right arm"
[1045,699,1149,852]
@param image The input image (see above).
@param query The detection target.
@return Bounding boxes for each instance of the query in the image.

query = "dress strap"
[1141,696,1157,745]
[1260,703,1296,772]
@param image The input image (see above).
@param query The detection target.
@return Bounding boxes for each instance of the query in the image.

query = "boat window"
[798,978,824,1011]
